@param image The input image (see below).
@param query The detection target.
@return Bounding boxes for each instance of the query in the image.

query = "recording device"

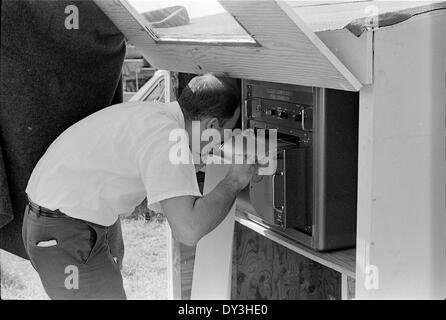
[237,79,359,251]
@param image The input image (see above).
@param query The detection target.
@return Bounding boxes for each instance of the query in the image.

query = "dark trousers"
[22,205,126,300]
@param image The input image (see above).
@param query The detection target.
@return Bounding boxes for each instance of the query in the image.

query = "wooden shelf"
[235,209,356,278]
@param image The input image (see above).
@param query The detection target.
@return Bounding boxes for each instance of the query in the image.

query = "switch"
[279,111,288,119]
[293,112,302,121]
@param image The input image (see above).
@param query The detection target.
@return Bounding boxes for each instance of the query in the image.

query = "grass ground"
[0,216,168,300]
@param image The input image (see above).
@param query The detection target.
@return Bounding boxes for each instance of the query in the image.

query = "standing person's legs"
[22,205,126,299]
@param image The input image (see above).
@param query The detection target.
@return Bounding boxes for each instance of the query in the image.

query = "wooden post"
[167,226,182,299]
[355,11,446,299]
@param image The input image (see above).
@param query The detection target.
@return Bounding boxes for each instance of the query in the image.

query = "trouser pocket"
[22,210,126,299]
[24,210,101,266]
[81,222,102,265]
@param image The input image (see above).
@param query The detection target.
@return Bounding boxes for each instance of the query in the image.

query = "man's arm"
[160,163,255,246]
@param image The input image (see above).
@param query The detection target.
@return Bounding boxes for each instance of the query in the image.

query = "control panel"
[240,79,359,251]
[248,98,313,132]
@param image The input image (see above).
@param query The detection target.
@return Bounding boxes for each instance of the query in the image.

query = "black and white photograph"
[0,0,445,304]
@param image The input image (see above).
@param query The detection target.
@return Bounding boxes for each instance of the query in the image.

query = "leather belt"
[27,197,68,218]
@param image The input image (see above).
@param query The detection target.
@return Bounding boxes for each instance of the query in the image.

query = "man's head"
[178,73,240,137]
[178,74,240,166]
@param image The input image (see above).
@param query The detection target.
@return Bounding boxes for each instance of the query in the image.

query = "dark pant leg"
[22,206,126,300]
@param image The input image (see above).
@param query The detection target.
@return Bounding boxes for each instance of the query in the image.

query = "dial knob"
[279,111,288,119]
[293,112,303,121]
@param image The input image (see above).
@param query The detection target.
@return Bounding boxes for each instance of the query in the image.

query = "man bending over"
[23,74,256,299]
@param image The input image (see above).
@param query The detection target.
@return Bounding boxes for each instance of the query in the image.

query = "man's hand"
[225,161,257,191]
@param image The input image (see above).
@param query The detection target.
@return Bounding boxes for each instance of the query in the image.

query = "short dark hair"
[178,74,240,125]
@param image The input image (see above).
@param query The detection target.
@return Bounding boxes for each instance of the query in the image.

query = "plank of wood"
[289,1,443,33]
[230,230,238,299]
[270,0,361,89]
[355,11,446,299]
[179,243,196,300]
[347,276,356,300]
[156,69,186,300]
[190,161,235,300]
[341,273,349,300]
[153,12,255,43]
[167,241,196,300]
[236,210,356,278]
[317,29,373,84]
[166,226,182,300]
[93,0,363,91]
[341,274,356,300]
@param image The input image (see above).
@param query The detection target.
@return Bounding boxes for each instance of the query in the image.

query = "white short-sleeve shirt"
[26,101,201,226]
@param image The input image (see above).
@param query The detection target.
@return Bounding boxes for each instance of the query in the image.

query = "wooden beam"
[341,273,349,300]
[341,275,356,300]
[317,29,373,85]
[93,0,363,91]
[166,226,182,300]
[272,0,362,89]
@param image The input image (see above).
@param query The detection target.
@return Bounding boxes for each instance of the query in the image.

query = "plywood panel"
[94,0,362,91]
[236,210,356,278]
[232,223,341,300]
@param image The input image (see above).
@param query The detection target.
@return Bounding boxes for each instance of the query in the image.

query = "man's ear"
[223,107,241,129]
[205,117,220,130]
